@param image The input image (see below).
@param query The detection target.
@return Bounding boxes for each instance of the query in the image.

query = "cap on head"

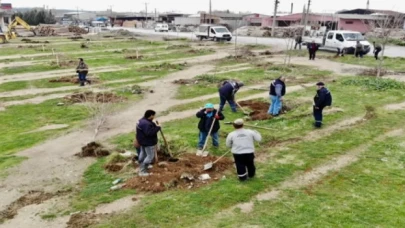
[316,82,325,86]
[233,118,244,125]
[205,103,215,109]
[79,58,84,61]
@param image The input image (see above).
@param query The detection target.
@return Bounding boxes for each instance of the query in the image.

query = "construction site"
[1,0,405,227]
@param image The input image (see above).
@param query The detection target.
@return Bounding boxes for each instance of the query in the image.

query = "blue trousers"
[198,131,219,149]
[219,94,237,112]
[268,95,282,115]
[78,73,87,85]
[313,106,324,127]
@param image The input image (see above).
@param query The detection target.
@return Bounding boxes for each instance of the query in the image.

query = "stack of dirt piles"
[76,142,110,158]
[65,92,126,103]
[69,26,89,35]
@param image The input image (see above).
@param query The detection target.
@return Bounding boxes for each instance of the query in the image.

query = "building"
[0,2,13,31]
[243,14,270,27]
[199,12,247,30]
[60,12,97,25]
[262,13,338,29]
[174,14,200,26]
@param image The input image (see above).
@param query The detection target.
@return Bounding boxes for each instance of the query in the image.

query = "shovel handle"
[212,151,231,164]
[202,118,216,152]
[236,102,248,113]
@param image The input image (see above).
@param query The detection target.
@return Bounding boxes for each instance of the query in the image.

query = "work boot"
[196,150,203,156]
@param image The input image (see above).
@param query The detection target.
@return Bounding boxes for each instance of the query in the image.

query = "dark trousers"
[233,153,256,181]
[219,94,237,112]
[78,73,87,86]
[309,50,316,60]
[313,106,325,128]
[374,48,381,60]
[294,42,302,50]
[355,51,364,58]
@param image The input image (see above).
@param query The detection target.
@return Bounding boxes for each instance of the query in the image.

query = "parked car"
[155,24,169,32]
[302,30,371,54]
[195,24,232,42]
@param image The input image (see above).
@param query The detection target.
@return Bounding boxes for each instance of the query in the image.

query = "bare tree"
[283,26,303,66]
[366,12,405,77]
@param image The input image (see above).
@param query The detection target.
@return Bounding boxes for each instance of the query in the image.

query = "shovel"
[203,151,231,170]
[199,118,216,157]
[236,102,252,116]
[157,121,179,162]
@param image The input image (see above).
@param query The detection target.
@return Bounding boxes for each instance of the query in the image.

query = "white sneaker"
[139,172,150,177]
[148,165,153,169]
[196,150,203,156]
[202,151,209,157]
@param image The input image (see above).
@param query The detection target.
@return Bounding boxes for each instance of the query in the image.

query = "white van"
[195,24,233,42]
[303,30,371,54]
[155,24,169,32]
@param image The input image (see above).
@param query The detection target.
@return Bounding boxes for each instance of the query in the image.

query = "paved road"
[111,27,405,58]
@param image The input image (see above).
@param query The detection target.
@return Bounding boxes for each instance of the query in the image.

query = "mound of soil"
[125,153,233,193]
[76,142,111,158]
[0,191,54,222]
[173,79,198,85]
[239,100,294,121]
[49,76,100,84]
[65,92,126,103]
[67,213,103,228]
[259,50,272,56]
[125,55,144,60]
[139,62,187,71]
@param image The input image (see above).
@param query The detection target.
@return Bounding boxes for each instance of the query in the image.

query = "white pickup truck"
[195,24,232,42]
[302,30,371,54]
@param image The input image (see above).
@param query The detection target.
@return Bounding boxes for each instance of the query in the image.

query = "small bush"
[341,78,405,91]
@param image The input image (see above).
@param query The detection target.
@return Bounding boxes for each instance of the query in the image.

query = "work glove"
[215,114,220,120]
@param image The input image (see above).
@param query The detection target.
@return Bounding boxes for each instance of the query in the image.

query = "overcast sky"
[8,0,404,14]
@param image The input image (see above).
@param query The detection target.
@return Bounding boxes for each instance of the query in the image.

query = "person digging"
[196,103,225,157]
[76,58,90,87]
[136,110,161,177]
[219,80,244,113]
[226,119,262,181]
[268,76,286,117]
[313,82,333,128]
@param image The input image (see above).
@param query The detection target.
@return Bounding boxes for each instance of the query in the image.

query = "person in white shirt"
[226,119,262,181]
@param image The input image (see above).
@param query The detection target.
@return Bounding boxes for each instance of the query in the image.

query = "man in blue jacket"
[268,76,286,116]
[219,80,244,113]
[313,82,332,128]
[136,110,161,176]
[196,103,225,156]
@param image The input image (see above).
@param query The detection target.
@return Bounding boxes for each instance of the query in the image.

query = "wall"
[174,17,200,26]
[338,18,370,33]
[262,17,275,27]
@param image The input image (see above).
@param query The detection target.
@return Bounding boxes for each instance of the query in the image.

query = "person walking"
[76,58,89,86]
[219,80,244,113]
[313,82,332,128]
[294,35,303,50]
[355,41,364,58]
[196,103,225,156]
[136,110,161,176]
[307,41,318,60]
[226,119,262,181]
[268,76,286,117]
[373,41,382,60]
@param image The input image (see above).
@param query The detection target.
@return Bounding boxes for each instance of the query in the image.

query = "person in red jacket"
[307,41,319,60]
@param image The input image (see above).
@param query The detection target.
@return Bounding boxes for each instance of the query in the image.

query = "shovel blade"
[203,162,213,170]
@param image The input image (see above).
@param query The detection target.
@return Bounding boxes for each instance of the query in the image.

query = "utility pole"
[271,0,280,37]
[302,0,311,36]
[155,8,157,22]
[144,2,149,24]
[209,0,212,24]
[301,4,306,25]
[291,2,293,14]
[366,0,370,9]
[76,6,80,24]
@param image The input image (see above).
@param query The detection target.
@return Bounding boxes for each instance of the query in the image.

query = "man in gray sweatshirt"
[226,119,262,181]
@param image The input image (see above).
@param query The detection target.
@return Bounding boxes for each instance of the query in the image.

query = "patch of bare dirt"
[239,100,297,121]
[125,55,144,60]
[139,62,187,71]
[0,191,54,222]
[25,124,69,134]
[126,153,233,193]
[173,79,199,85]
[64,92,126,103]
[66,213,104,228]
[259,50,272,56]
[75,142,111,158]
[49,76,100,85]
[358,68,388,77]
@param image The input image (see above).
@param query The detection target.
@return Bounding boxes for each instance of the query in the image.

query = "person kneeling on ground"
[313,82,333,128]
[226,119,262,181]
[136,110,161,177]
[219,80,244,113]
[196,103,225,157]
[268,76,286,117]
